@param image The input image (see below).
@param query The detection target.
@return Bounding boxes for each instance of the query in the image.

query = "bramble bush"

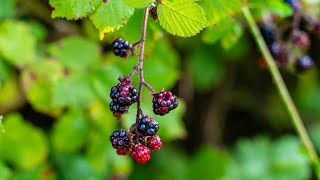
[1,0,320,179]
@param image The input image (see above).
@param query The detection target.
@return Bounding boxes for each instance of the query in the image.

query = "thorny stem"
[242,6,320,177]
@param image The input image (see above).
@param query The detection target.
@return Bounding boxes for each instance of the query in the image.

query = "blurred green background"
[1,0,320,179]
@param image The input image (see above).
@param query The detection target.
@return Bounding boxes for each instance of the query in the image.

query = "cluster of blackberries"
[153,89,178,116]
[109,116,162,164]
[108,37,179,164]
[112,38,131,57]
[258,0,318,73]
[109,76,137,117]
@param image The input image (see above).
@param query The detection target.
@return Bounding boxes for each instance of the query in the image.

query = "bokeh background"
[1,0,320,179]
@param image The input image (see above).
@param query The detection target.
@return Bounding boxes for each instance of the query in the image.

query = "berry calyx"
[296,55,314,73]
[137,116,159,136]
[147,136,162,151]
[110,129,130,149]
[131,145,151,164]
[152,89,178,116]
[110,76,138,117]
[112,38,131,57]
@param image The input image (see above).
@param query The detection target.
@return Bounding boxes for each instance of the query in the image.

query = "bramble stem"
[135,7,150,121]
[242,6,320,175]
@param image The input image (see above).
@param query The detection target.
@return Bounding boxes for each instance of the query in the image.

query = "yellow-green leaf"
[89,0,134,40]
[50,0,101,20]
[158,0,210,37]
[122,0,154,9]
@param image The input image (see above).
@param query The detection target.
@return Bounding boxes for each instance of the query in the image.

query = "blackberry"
[152,89,178,116]
[147,136,162,151]
[137,116,159,136]
[110,129,130,149]
[149,6,158,23]
[110,76,137,116]
[260,24,277,46]
[116,146,132,156]
[293,31,310,49]
[284,0,301,12]
[296,55,314,73]
[268,42,289,67]
[131,145,151,164]
[112,38,131,57]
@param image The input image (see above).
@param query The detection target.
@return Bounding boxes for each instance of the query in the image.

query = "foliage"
[0,0,320,179]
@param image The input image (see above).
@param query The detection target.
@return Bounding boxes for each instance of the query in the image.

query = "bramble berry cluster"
[109,116,162,164]
[258,0,319,73]
[108,36,178,164]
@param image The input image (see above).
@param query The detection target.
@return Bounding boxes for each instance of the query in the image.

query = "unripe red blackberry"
[110,129,130,149]
[131,145,151,164]
[152,89,178,116]
[137,116,159,136]
[296,55,314,73]
[147,136,162,151]
[116,146,132,156]
[112,38,131,57]
[109,76,137,116]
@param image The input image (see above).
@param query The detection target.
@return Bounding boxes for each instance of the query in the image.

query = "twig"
[136,6,150,121]
[242,6,320,177]
[143,82,156,94]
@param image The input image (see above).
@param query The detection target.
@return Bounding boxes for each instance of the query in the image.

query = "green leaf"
[0,116,4,133]
[0,0,15,19]
[51,110,90,152]
[52,74,97,107]
[200,0,241,22]
[202,17,243,49]
[187,146,229,179]
[53,152,95,179]
[122,0,153,9]
[0,162,11,179]
[0,114,48,170]
[157,0,210,37]
[0,20,38,67]
[249,0,293,17]
[187,45,223,91]
[89,0,134,40]
[50,0,101,20]
[47,36,100,72]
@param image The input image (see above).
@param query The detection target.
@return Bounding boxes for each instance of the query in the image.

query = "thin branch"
[143,82,156,94]
[136,6,150,122]
[127,66,138,79]
[242,6,320,177]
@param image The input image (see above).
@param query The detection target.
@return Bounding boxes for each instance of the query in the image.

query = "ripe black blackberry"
[296,55,314,73]
[153,89,178,116]
[112,38,131,57]
[137,116,159,136]
[109,76,137,116]
[260,24,277,46]
[110,129,130,149]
